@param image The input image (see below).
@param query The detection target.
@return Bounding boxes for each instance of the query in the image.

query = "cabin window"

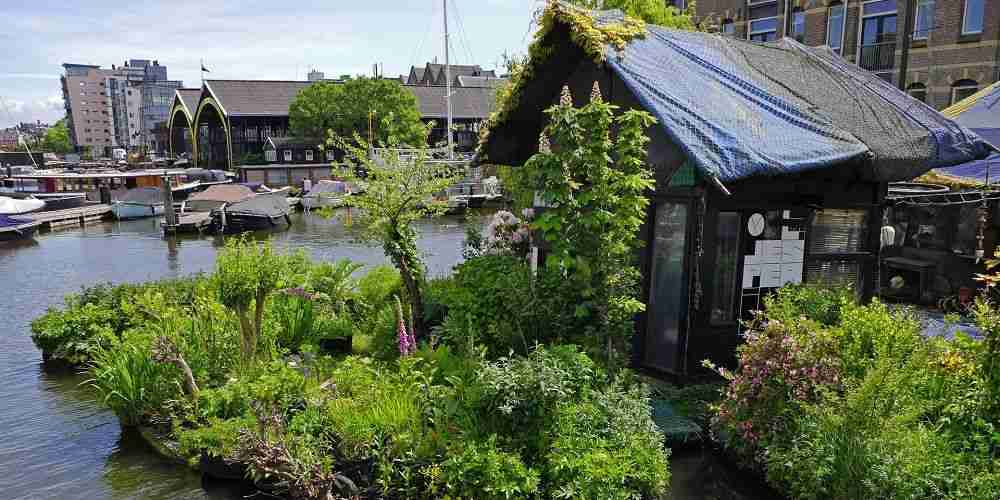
[963,0,985,34]
[645,202,689,373]
[283,150,292,162]
[305,150,314,161]
[711,212,741,324]
[265,150,276,162]
[951,79,979,105]
[806,209,869,291]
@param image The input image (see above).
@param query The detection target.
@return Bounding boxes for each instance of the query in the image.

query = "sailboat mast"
[443,0,454,158]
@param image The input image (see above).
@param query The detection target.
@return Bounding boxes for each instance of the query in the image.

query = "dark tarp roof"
[405,85,497,119]
[206,80,312,117]
[482,6,993,184]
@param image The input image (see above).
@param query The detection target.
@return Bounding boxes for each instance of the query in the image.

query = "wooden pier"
[27,204,112,230]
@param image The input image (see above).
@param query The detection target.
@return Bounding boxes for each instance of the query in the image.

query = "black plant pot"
[318,336,353,355]
[199,452,248,481]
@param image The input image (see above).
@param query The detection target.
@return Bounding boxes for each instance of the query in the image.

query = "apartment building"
[61,59,182,156]
[689,0,999,109]
[60,63,116,155]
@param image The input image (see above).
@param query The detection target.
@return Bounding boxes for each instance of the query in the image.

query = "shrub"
[442,255,536,357]
[177,415,254,462]
[545,382,670,500]
[430,437,541,499]
[764,284,853,327]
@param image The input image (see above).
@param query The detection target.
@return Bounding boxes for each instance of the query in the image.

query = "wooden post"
[162,175,178,228]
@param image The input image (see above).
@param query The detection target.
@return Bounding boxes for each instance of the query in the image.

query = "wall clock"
[747,213,765,237]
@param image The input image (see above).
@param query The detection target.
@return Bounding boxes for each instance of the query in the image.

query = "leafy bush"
[177,415,255,461]
[442,255,537,356]
[430,437,540,499]
[707,286,1000,499]
[545,382,670,500]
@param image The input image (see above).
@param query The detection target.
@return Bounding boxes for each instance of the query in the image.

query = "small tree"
[524,83,656,369]
[328,134,462,341]
[42,119,74,154]
[215,238,283,362]
[289,77,426,147]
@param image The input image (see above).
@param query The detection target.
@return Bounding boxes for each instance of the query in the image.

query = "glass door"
[644,202,690,373]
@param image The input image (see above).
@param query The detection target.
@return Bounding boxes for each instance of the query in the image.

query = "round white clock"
[747,213,765,237]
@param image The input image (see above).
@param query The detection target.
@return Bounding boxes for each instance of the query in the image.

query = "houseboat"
[477,2,993,374]
[111,187,165,220]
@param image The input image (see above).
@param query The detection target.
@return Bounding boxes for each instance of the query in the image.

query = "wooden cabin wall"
[688,172,885,371]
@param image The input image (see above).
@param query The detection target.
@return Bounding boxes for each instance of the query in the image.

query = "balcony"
[858,41,896,74]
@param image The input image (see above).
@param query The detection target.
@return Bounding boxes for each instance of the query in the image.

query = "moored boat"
[0,215,41,242]
[0,193,45,215]
[111,187,165,220]
[301,180,351,210]
[217,191,292,233]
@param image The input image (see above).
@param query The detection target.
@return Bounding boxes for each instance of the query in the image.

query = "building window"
[79,82,85,86]
[749,18,779,41]
[283,150,292,162]
[305,150,314,161]
[827,2,846,53]
[265,150,277,162]
[858,0,898,73]
[721,19,736,36]
[673,0,686,9]
[913,0,934,40]
[790,8,806,41]
[806,209,870,293]
[327,150,337,161]
[907,83,927,103]
[951,79,979,105]
[963,0,984,34]
[747,1,779,42]
[711,212,741,324]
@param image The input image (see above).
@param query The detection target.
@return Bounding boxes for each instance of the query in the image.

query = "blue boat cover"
[933,82,1000,183]
[602,25,993,183]
[0,215,32,228]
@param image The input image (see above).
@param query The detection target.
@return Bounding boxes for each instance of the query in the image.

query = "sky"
[0,0,540,128]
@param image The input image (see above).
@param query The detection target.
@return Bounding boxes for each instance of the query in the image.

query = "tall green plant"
[523,83,655,368]
[87,343,168,426]
[215,238,284,362]
[326,135,462,341]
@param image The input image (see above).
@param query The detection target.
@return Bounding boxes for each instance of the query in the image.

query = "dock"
[27,204,112,230]
[163,211,213,234]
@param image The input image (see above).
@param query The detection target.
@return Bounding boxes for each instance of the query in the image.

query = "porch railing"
[858,41,896,74]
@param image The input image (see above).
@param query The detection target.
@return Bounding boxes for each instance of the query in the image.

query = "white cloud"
[0,95,64,128]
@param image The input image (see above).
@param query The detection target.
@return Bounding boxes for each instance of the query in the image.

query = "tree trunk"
[399,260,425,341]
[253,291,266,359]
[172,356,199,397]
[236,305,254,361]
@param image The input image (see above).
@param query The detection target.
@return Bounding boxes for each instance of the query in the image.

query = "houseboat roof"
[927,81,1000,185]
[480,2,993,184]
[9,169,187,180]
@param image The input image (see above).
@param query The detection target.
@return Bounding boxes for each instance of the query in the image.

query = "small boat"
[218,190,292,232]
[0,193,45,215]
[164,184,255,234]
[32,192,87,211]
[111,187,165,220]
[301,180,351,210]
[0,215,41,241]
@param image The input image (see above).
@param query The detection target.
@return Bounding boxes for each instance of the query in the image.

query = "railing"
[858,41,896,73]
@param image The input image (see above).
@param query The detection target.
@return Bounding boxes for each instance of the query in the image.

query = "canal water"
[0,211,769,499]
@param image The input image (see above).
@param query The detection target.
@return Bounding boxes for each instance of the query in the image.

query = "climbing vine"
[524,83,656,370]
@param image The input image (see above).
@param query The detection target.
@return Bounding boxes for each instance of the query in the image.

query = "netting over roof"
[604,27,992,183]
[189,184,254,203]
[226,193,288,217]
[306,180,349,195]
[928,80,1000,183]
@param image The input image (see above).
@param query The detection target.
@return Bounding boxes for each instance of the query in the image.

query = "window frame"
[913,0,934,40]
[789,8,806,41]
[907,83,928,103]
[748,17,779,42]
[721,18,736,36]
[951,80,980,105]
[827,2,847,54]
[265,150,277,163]
[709,211,742,326]
[305,149,313,162]
[962,0,985,35]
[283,149,292,162]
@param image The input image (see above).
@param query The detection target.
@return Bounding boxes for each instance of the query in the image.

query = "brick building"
[686,0,999,109]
